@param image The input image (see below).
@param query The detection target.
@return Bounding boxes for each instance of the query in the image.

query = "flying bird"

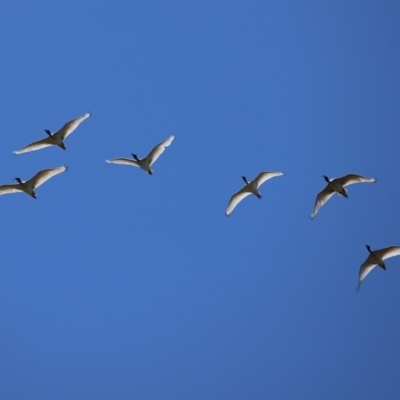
[225,171,285,216]
[105,135,176,175]
[13,112,91,155]
[0,166,68,199]
[357,245,400,291]
[310,174,376,219]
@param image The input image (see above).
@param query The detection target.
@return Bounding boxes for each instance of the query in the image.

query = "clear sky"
[0,1,399,399]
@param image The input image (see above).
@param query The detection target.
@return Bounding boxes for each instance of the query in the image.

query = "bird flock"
[4,112,399,291]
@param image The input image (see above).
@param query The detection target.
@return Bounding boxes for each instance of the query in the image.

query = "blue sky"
[0,1,399,399]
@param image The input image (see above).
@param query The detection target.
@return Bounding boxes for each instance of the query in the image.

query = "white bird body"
[310,174,376,219]
[13,112,91,155]
[357,245,400,291]
[106,135,175,175]
[0,166,68,199]
[225,171,285,216]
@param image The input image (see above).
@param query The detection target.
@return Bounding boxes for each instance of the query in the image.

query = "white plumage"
[0,166,68,199]
[225,171,285,216]
[13,112,91,155]
[106,135,175,175]
[310,174,376,219]
[357,245,400,291]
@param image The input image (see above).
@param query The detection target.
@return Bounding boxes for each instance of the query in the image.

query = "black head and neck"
[241,176,249,184]
[44,129,52,137]
[13,177,22,184]
[322,175,330,183]
[131,154,140,161]
[366,245,372,254]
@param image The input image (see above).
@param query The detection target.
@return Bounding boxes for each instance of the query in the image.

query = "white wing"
[252,171,285,188]
[105,158,140,167]
[0,184,24,196]
[357,258,378,291]
[356,246,400,291]
[54,112,91,141]
[27,166,68,189]
[374,246,400,261]
[310,185,335,219]
[225,188,251,216]
[13,136,54,155]
[335,174,376,187]
[146,135,175,166]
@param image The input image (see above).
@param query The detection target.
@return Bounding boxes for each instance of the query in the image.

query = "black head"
[13,177,22,184]
[322,175,330,183]
[366,244,372,253]
[131,153,140,161]
[44,129,52,136]
[241,176,248,184]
